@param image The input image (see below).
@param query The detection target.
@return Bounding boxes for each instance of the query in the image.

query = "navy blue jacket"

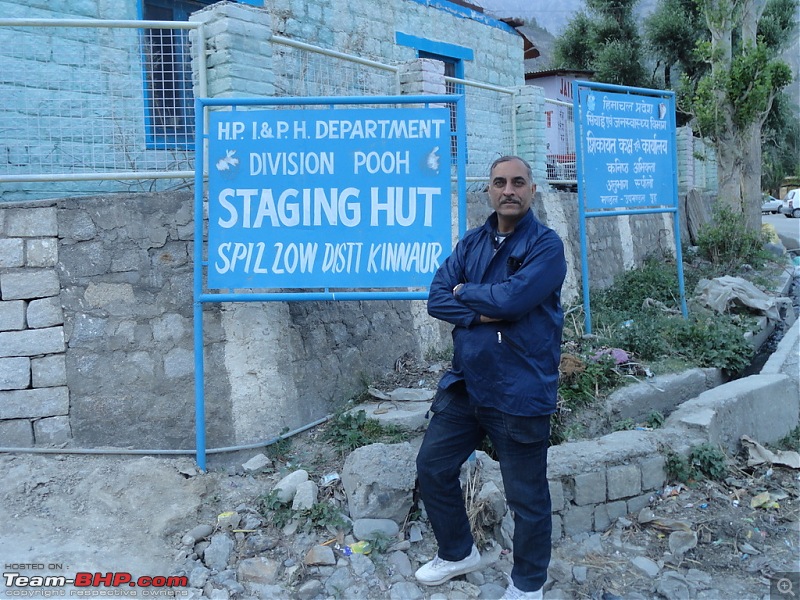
[427,209,567,416]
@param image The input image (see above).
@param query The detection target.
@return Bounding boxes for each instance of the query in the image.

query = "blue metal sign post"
[573,81,688,334]
[193,95,467,470]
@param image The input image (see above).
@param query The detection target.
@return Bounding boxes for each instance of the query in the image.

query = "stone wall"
[0,193,445,449]
[467,189,701,303]
[0,187,707,449]
[0,207,68,446]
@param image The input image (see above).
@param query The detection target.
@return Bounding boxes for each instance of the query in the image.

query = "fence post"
[189,2,274,98]
[512,85,547,185]
[676,126,694,194]
[398,58,446,96]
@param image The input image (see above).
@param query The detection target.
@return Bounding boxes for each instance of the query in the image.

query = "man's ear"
[531,183,537,195]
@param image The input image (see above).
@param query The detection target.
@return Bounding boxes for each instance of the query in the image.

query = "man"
[415,156,566,600]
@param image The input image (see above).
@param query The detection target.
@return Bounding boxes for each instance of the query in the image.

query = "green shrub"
[602,313,753,372]
[322,410,409,454]
[666,451,695,484]
[607,311,676,360]
[690,443,728,480]
[558,353,623,410]
[665,443,728,484]
[612,418,636,431]
[258,490,349,533]
[670,315,753,372]
[696,203,771,267]
[593,256,681,313]
[645,411,665,429]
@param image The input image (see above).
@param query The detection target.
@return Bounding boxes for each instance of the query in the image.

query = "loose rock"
[669,530,698,556]
[237,556,281,585]
[291,479,318,511]
[182,524,214,546]
[304,545,336,566]
[389,581,424,599]
[241,453,272,473]
[203,533,234,571]
[273,469,309,503]
[353,517,400,540]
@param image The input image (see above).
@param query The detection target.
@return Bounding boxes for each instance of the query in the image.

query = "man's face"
[488,158,536,229]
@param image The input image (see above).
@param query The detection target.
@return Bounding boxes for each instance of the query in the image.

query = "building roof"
[525,67,594,79]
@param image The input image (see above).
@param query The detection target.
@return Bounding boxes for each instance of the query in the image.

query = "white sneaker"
[501,581,544,600]
[414,545,481,586]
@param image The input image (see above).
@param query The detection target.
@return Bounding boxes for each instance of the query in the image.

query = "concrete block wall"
[191,1,523,177]
[547,431,667,539]
[398,59,447,96]
[190,0,523,95]
[676,126,718,194]
[676,127,694,193]
[0,206,70,447]
[544,347,799,540]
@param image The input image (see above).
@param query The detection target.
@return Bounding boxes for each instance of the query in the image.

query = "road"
[763,212,800,252]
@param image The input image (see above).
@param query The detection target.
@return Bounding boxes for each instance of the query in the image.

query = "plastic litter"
[320,472,340,486]
[331,540,372,556]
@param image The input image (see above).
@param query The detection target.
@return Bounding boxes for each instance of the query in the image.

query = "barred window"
[142,0,213,149]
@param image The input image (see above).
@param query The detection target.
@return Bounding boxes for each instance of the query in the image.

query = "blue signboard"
[577,89,675,210]
[207,107,452,289]
[573,81,686,336]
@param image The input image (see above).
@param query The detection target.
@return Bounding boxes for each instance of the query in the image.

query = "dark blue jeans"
[416,382,552,592]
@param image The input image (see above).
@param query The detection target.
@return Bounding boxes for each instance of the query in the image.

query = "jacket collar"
[484,208,535,237]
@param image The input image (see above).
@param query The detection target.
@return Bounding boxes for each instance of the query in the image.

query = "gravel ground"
[1,272,797,600]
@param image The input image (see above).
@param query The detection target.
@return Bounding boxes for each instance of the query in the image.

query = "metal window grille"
[271,37,399,100]
[544,98,576,184]
[0,20,202,201]
[142,26,195,149]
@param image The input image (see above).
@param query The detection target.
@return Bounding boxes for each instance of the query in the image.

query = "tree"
[644,0,706,91]
[687,0,796,230]
[761,91,800,194]
[552,0,648,87]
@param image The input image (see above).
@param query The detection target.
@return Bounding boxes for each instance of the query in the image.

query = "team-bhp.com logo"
[3,569,189,597]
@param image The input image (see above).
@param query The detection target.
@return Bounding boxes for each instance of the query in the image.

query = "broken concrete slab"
[666,374,799,452]
[349,400,431,431]
[605,368,722,422]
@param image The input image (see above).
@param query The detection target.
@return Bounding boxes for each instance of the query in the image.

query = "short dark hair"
[490,155,533,181]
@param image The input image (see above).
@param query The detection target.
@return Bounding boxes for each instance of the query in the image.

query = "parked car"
[779,189,800,218]
[761,195,782,214]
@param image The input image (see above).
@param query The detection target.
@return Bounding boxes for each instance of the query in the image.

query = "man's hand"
[453,284,499,323]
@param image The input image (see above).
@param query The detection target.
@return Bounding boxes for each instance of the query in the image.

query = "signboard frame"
[192,95,467,469]
[573,81,688,334]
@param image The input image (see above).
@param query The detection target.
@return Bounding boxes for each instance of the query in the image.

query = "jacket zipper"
[498,331,527,355]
